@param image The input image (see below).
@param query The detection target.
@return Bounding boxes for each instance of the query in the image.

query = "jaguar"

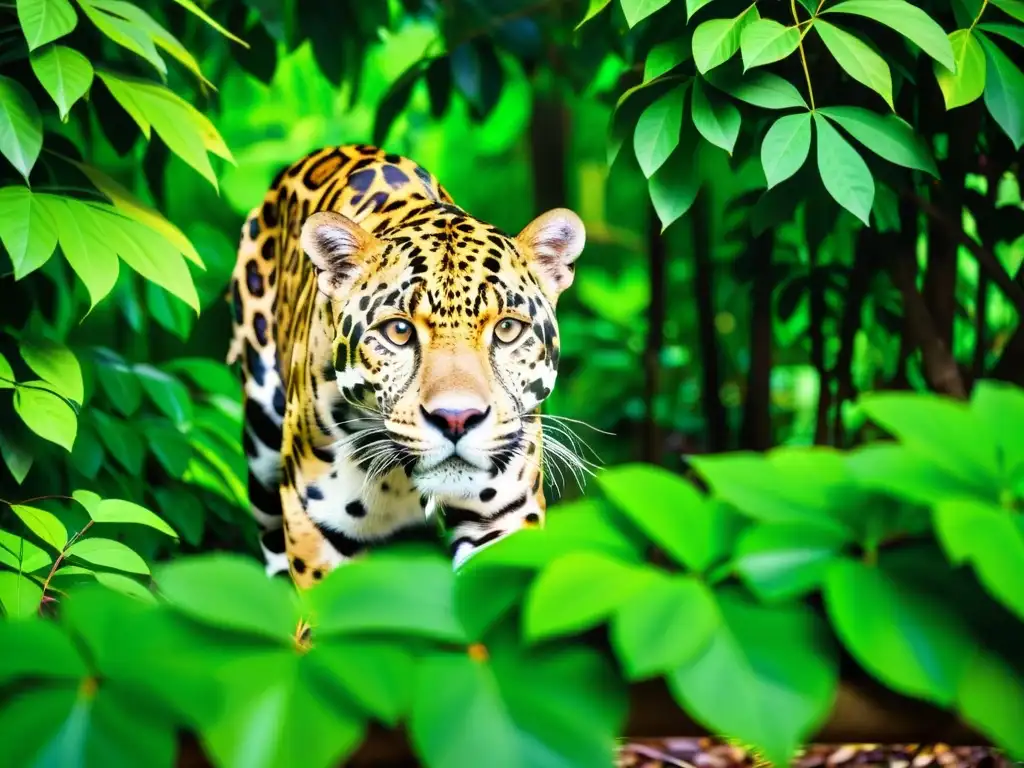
[227,144,586,588]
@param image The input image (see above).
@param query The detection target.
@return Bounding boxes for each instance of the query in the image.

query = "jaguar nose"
[421,405,490,443]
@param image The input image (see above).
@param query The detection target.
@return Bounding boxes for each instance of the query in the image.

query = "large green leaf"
[822,0,955,70]
[67,537,149,575]
[958,651,1024,759]
[524,551,652,641]
[705,69,807,109]
[690,77,741,153]
[760,112,811,188]
[0,428,34,483]
[647,142,701,231]
[620,0,671,28]
[740,18,800,70]
[410,628,626,768]
[934,30,986,109]
[44,195,120,309]
[11,504,67,550]
[0,570,43,618]
[979,21,1024,47]
[933,498,1024,621]
[14,384,77,451]
[134,363,193,424]
[977,32,1024,149]
[970,380,1024,483]
[669,591,838,766]
[85,496,178,539]
[644,39,692,82]
[813,112,874,225]
[633,84,685,177]
[611,573,719,680]
[29,44,93,120]
[816,106,938,176]
[308,639,414,726]
[77,0,166,77]
[692,5,760,74]
[0,186,58,278]
[824,559,972,705]
[16,0,77,50]
[0,77,43,180]
[0,530,53,572]
[0,619,88,684]
[815,20,894,109]
[92,410,144,474]
[19,338,83,404]
[156,554,299,642]
[598,463,741,570]
[992,0,1024,21]
[733,523,847,602]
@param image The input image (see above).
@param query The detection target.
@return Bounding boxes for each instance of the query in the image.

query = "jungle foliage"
[0,0,1023,765]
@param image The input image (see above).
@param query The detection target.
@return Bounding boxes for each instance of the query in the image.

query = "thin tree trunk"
[833,229,875,446]
[528,93,568,210]
[809,249,831,445]
[692,197,728,452]
[741,231,773,451]
[642,204,666,465]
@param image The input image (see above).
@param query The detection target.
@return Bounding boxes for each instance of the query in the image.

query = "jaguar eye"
[494,318,525,345]
[381,319,414,346]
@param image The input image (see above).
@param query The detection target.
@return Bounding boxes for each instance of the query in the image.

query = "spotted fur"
[227,144,585,588]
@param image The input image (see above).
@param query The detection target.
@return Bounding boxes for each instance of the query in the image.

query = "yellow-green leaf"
[16,0,77,50]
[11,504,68,550]
[171,0,247,45]
[0,186,58,278]
[67,537,150,574]
[29,44,93,120]
[692,6,760,73]
[740,18,801,70]
[814,113,874,225]
[42,195,120,309]
[0,77,43,180]
[934,30,986,110]
[815,19,894,109]
[14,384,77,451]
[19,338,83,404]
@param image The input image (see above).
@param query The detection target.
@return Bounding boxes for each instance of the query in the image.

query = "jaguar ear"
[516,208,586,298]
[301,211,380,298]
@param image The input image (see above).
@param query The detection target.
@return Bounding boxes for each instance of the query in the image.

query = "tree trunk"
[642,204,666,465]
[740,230,773,451]
[692,197,728,452]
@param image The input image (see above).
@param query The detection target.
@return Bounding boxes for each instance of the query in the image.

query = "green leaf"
[19,338,83,404]
[815,20,893,109]
[822,0,956,70]
[0,619,88,683]
[620,0,671,28]
[669,591,837,766]
[0,352,12,387]
[156,554,299,641]
[598,463,738,570]
[645,39,692,82]
[307,640,413,726]
[992,0,1024,22]
[146,422,193,476]
[309,551,465,641]
[43,195,120,309]
[0,571,43,618]
[705,68,807,109]
[733,523,846,602]
[77,0,166,77]
[816,106,938,176]
[648,142,701,231]
[134,363,193,424]
[933,498,1024,621]
[410,629,626,768]
[0,530,53,572]
[686,0,718,18]
[92,571,155,602]
[0,428,34,484]
[92,410,144,474]
[0,186,59,279]
[970,380,1024,482]
[858,391,1001,491]
[89,497,178,539]
[14,384,77,451]
[575,0,611,29]
[824,559,971,705]
[29,44,93,120]
[611,573,718,680]
[813,112,874,225]
[935,30,986,109]
[95,353,141,415]
[958,651,1024,759]
[690,77,741,153]
[740,18,800,70]
[16,0,77,50]
[692,5,760,74]
[524,552,652,641]
[170,0,247,45]
[633,84,685,177]
[979,21,1024,47]
[761,112,811,188]
[0,77,43,180]
[977,32,1024,149]
[67,537,149,574]
[11,504,67,550]
[845,443,995,506]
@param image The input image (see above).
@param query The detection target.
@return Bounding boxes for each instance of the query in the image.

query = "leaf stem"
[969,0,988,31]
[792,0,816,110]
[39,520,93,610]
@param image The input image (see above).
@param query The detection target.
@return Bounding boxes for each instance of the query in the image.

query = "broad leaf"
[11,504,67,550]
[14,384,77,451]
[992,0,1024,22]
[690,77,741,153]
[89,497,178,539]
[0,352,12,387]
[648,142,701,231]
[0,186,59,278]
[935,30,986,109]
[687,0,718,18]
[19,338,83,404]
[813,112,874,225]
[815,20,894,109]
[29,44,93,120]
[620,0,671,28]
[16,0,77,50]
[822,0,955,70]
[816,106,938,176]
[740,18,800,70]
[576,0,611,29]
[761,113,811,188]
[44,195,120,309]
[77,0,167,77]
[733,523,847,601]
[692,6,760,74]
[308,640,414,726]
[977,32,1024,149]
[705,69,807,109]
[67,538,150,575]
[958,651,1024,760]
[171,0,247,44]
[979,21,1024,47]
[0,530,52,572]
[0,571,43,618]
[134,364,193,424]
[969,380,1024,483]
[633,84,685,178]
[0,77,43,180]
[669,591,838,766]
[645,39,692,82]
[611,573,718,679]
